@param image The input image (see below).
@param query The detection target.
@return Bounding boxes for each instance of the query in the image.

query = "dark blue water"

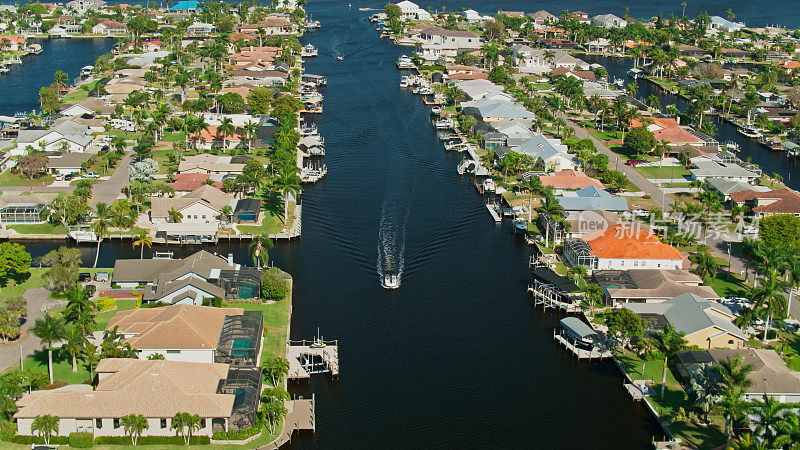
[0,38,116,116]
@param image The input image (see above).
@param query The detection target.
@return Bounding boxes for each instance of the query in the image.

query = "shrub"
[7,435,70,445]
[69,432,94,448]
[94,435,210,445]
[261,268,289,300]
[202,296,223,307]
[44,380,67,390]
[212,426,261,441]
[140,300,169,309]
[96,296,116,312]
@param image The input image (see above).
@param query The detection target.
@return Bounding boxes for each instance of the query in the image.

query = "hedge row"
[93,435,210,445]
[69,432,94,448]
[212,426,261,441]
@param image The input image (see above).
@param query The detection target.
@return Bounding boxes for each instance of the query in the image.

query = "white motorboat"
[5,57,21,65]
[396,55,415,69]
[301,44,318,57]
[68,228,98,242]
[738,125,762,138]
[382,273,399,289]
[430,105,443,115]
[336,54,343,61]
[0,65,9,74]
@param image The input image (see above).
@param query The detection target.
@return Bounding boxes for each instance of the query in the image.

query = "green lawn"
[616,351,726,448]
[7,223,67,235]
[228,288,292,361]
[0,268,46,299]
[707,274,749,298]
[162,131,186,142]
[0,171,54,187]
[588,129,623,142]
[237,204,292,236]
[94,298,138,331]
[636,166,690,179]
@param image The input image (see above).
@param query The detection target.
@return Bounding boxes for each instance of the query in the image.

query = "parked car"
[84,284,96,297]
[94,271,110,282]
[625,159,645,166]
[64,173,76,181]
[83,172,101,179]
[78,272,91,282]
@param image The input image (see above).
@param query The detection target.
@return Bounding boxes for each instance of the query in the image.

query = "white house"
[591,14,627,28]
[13,121,92,156]
[710,16,745,33]
[564,224,685,271]
[463,9,482,23]
[418,26,481,49]
[149,185,234,225]
[512,46,589,74]
[66,0,106,15]
[187,22,215,35]
[91,19,127,35]
[396,0,421,20]
[506,134,576,172]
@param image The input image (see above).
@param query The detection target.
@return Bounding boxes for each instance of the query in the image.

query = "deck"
[286,339,339,380]
[553,333,612,360]
[485,204,501,222]
[258,397,316,449]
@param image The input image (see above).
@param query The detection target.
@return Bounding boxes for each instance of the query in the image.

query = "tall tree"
[652,324,688,399]
[31,314,66,385]
[92,202,111,268]
[31,414,59,446]
[121,413,149,445]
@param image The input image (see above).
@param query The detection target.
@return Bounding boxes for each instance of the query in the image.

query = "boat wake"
[377,192,409,289]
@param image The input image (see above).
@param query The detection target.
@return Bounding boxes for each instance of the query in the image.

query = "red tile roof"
[168,173,224,192]
[729,189,800,214]
[584,224,684,261]
[539,170,604,189]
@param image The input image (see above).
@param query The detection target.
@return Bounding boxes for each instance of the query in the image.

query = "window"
[199,418,206,428]
[113,418,120,428]
[728,340,734,345]
[96,418,102,429]
[167,350,181,354]
[202,215,206,219]
[161,418,167,428]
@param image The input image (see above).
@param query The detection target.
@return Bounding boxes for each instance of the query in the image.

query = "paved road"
[0,287,57,372]
[564,116,673,211]
[91,153,131,208]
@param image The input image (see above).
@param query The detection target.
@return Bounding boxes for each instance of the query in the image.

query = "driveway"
[0,287,57,371]
[91,152,132,208]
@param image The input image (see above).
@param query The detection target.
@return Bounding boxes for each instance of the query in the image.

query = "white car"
[742,225,758,234]
[83,172,101,179]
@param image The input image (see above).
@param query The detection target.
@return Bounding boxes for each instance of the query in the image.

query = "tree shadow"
[259,187,284,217]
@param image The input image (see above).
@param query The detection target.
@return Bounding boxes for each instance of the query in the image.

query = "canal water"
[0,38,116,116]
[21,1,663,447]
[583,54,800,190]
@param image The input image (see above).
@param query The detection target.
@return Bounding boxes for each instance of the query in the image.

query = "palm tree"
[131,227,152,259]
[31,414,59,446]
[774,412,800,448]
[260,400,287,433]
[216,117,235,150]
[31,314,66,385]
[652,324,688,399]
[168,207,183,223]
[782,253,800,319]
[243,120,259,151]
[63,285,95,334]
[717,353,754,393]
[752,394,786,444]
[749,274,787,341]
[718,388,751,447]
[121,413,149,445]
[62,324,86,373]
[171,412,201,445]
[274,166,301,224]
[689,247,719,281]
[249,234,274,269]
[51,70,68,96]
[220,205,233,224]
[536,195,564,247]
[91,202,111,268]
[82,343,100,380]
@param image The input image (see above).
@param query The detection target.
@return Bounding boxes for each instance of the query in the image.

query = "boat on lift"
[723,140,740,152]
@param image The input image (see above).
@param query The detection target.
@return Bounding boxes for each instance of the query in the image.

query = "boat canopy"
[559,317,600,342]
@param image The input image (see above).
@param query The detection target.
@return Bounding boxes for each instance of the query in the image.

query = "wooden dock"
[485,204,501,222]
[286,339,339,380]
[528,282,582,313]
[258,396,316,449]
[553,333,612,360]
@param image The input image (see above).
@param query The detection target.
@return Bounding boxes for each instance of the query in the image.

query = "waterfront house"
[593,269,719,305]
[112,250,262,304]
[556,186,628,212]
[0,193,55,224]
[187,22,215,36]
[0,35,25,51]
[454,79,507,101]
[150,185,234,225]
[91,19,127,35]
[706,177,771,201]
[178,154,246,176]
[462,99,536,122]
[709,16,745,33]
[462,9,482,24]
[527,10,557,25]
[676,349,800,403]
[541,38,580,50]
[395,0,427,20]
[591,14,627,28]
[675,45,706,57]
[630,117,706,146]
[512,46,588,74]
[13,121,92,156]
[169,0,198,13]
[689,157,761,182]
[563,224,683,271]
[108,304,263,365]
[60,98,115,117]
[237,17,293,35]
[66,0,106,15]
[419,26,480,49]
[625,293,747,349]
[486,117,536,146]
[14,359,257,437]
[729,188,800,217]
[504,135,575,172]
[539,209,620,246]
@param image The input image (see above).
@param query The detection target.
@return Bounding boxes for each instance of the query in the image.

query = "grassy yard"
[636,165,690,179]
[237,203,293,236]
[7,223,68,235]
[707,274,749,298]
[0,268,46,299]
[0,171,54,187]
[228,275,293,361]
[616,351,727,448]
[588,129,623,142]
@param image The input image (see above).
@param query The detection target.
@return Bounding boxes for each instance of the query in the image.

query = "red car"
[625,159,645,166]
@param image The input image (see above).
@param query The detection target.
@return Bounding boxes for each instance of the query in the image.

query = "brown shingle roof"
[14,359,234,419]
[729,188,800,214]
[107,304,242,350]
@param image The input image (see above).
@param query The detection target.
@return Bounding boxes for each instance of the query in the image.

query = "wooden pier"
[258,396,316,449]
[485,204,501,222]
[286,339,339,380]
[528,280,582,313]
[553,332,612,360]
